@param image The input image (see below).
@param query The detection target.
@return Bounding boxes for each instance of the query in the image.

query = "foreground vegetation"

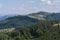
[0,20,60,40]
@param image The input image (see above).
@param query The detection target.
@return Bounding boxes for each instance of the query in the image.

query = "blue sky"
[0,0,60,15]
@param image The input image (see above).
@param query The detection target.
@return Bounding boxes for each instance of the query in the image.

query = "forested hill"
[28,11,60,20]
[45,13,60,20]
[0,15,39,29]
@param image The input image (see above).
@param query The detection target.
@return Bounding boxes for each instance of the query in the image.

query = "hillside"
[45,13,60,20]
[0,20,60,40]
[0,15,39,29]
[0,11,60,29]
[28,11,51,20]
[0,11,60,40]
[28,11,60,20]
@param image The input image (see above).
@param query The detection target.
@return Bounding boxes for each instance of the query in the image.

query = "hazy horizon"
[0,0,60,16]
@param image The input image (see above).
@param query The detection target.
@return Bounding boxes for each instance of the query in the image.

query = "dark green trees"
[0,20,60,40]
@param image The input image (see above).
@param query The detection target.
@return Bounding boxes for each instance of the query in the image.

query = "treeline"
[0,20,60,40]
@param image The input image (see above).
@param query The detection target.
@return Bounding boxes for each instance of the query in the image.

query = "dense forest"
[0,20,60,40]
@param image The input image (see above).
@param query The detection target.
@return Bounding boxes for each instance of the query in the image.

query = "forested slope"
[0,20,60,40]
[0,15,39,29]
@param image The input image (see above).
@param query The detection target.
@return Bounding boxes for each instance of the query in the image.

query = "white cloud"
[33,7,39,10]
[47,1,51,5]
[32,7,41,11]
[41,0,46,2]
[8,8,17,14]
[19,7,25,10]
[41,0,52,5]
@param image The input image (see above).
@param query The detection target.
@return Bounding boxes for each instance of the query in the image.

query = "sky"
[0,0,60,16]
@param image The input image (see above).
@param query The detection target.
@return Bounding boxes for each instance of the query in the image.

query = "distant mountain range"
[0,14,19,20]
[0,11,60,20]
[0,15,8,20]
[0,11,60,29]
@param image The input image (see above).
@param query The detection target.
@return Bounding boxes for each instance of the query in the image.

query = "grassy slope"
[0,28,15,33]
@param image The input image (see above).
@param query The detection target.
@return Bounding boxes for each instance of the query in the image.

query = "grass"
[53,23,60,27]
[0,28,15,33]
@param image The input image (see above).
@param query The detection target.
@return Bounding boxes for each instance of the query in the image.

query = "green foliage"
[0,20,60,40]
[0,33,9,40]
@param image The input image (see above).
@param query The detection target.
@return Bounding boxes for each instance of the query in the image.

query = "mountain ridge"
[28,11,60,20]
[0,11,60,29]
[0,15,39,29]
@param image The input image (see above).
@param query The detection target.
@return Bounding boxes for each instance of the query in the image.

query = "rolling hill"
[28,11,51,20]
[0,11,60,40]
[0,11,60,29]
[28,11,60,20]
[0,15,39,29]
